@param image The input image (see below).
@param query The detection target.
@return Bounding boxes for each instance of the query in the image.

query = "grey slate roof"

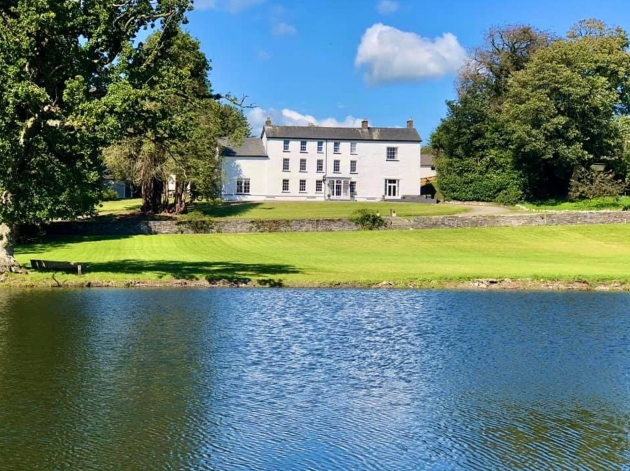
[263,125,422,142]
[219,137,267,157]
[421,153,435,166]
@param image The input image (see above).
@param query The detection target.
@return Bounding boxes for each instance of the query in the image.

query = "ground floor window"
[236,178,250,195]
[316,180,323,193]
[385,179,399,197]
[299,179,306,193]
[282,179,289,192]
[350,181,356,196]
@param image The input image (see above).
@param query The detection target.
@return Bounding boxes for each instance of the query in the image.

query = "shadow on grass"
[17,235,135,255]
[84,259,300,284]
[192,202,264,218]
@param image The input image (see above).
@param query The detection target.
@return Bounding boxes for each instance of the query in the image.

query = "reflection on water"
[0,289,629,470]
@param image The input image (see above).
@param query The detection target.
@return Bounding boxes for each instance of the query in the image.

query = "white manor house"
[220,118,422,201]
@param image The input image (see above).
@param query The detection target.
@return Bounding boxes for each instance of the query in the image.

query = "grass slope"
[97,199,467,219]
[13,225,630,287]
[519,196,629,211]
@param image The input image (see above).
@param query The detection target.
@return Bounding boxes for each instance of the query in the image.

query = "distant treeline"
[431,20,630,203]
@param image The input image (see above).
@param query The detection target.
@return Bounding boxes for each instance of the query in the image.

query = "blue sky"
[186,0,630,143]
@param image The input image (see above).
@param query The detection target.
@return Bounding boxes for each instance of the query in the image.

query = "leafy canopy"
[0,0,191,225]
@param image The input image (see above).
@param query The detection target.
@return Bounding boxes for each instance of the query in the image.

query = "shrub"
[350,209,387,230]
[100,188,119,201]
[176,211,215,233]
[495,185,524,205]
[569,168,626,200]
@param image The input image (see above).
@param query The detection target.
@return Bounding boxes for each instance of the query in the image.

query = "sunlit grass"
[97,199,468,219]
[519,196,629,211]
[14,224,630,287]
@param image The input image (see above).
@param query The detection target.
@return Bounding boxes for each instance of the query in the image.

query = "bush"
[495,185,524,205]
[569,168,626,200]
[100,188,119,201]
[350,209,387,230]
[175,211,216,233]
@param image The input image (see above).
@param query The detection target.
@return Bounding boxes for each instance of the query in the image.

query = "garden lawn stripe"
[15,225,630,286]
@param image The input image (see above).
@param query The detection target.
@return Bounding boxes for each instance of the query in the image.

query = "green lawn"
[97,199,468,219]
[13,225,630,287]
[519,196,629,211]
[97,198,143,215]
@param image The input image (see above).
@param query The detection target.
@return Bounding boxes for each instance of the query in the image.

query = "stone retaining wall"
[41,211,630,236]
[410,211,630,229]
[44,218,357,236]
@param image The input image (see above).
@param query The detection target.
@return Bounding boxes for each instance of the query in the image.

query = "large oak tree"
[0,0,190,270]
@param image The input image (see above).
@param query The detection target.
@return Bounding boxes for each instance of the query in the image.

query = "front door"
[385,179,399,198]
[328,179,348,199]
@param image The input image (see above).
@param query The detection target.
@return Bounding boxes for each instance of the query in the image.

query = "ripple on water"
[0,289,630,470]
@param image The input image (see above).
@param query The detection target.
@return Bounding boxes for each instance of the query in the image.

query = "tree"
[431,25,552,203]
[502,20,630,199]
[169,101,249,214]
[103,28,250,215]
[0,0,191,270]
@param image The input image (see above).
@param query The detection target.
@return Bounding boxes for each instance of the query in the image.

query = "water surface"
[1,289,629,470]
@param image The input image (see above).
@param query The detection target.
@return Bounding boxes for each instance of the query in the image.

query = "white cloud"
[256,49,272,61]
[272,21,297,36]
[248,107,363,134]
[194,0,265,13]
[377,0,399,14]
[355,23,467,85]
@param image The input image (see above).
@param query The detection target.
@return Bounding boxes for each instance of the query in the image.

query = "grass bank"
[98,199,467,219]
[519,196,630,211]
[11,224,630,289]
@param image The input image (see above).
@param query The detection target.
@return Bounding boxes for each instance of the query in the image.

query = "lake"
[1,289,629,470]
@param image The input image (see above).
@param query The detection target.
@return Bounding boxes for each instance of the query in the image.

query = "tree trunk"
[0,223,20,272]
[173,180,188,214]
[141,177,166,214]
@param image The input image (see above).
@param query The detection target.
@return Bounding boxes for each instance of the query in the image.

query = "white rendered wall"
[221,156,269,201]
[263,136,420,200]
[420,165,437,180]
[221,132,421,201]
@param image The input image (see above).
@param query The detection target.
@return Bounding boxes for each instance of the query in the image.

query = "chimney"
[407,117,414,129]
[361,119,369,129]
[265,117,272,126]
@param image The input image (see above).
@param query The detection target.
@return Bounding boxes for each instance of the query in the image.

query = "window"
[283,158,290,172]
[317,141,324,153]
[350,160,357,173]
[282,179,290,192]
[333,160,340,173]
[350,142,357,154]
[300,158,307,172]
[299,180,306,193]
[334,142,341,153]
[300,141,307,153]
[385,179,399,197]
[316,159,324,173]
[350,181,356,195]
[236,178,250,195]
[283,140,290,152]
[386,147,398,161]
[316,180,323,193]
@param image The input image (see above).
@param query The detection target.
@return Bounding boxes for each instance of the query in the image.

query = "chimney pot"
[265,117,272,126]
[361,119,369,129]
[407,117,414,129]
